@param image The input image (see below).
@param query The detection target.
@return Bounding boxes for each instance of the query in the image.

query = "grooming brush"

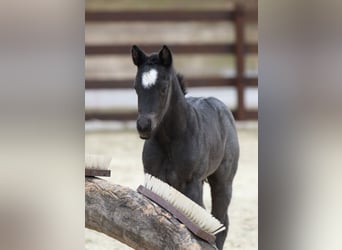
[137,174,225,243]
[85,154,112,177]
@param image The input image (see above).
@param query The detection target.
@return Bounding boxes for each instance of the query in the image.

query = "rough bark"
[85,177,217,250]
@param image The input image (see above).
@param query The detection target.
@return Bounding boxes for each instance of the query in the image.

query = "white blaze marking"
[142,69,158,89]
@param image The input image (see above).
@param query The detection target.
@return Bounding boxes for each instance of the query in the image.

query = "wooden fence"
[85,5,258,121]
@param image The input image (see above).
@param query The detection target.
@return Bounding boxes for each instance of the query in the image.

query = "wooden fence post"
[234,4,246,120]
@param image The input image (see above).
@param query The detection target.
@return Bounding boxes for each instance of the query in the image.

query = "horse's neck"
[156,76,189,144]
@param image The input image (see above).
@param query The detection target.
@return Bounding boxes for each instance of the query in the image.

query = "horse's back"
[186,96,237,132]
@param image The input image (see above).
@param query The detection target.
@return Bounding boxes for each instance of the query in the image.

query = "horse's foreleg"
[184,178,205,208]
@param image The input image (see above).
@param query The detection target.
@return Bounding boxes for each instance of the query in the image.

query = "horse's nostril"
[137,117,151,132]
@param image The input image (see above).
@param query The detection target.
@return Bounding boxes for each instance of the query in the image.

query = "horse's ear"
[131,45,146,66]
[159,45,172,67]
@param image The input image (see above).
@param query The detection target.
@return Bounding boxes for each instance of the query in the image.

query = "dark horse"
[132,45,239,250]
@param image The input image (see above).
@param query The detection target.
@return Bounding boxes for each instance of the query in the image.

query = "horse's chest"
[159,155,195,189]
[144,145,197,184]
[163,153,194,173]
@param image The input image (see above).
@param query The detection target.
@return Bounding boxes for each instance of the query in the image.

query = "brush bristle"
[85,154,112,170]
[144,173,226,235]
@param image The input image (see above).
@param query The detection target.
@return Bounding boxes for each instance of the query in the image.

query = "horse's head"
[131,45,173,139]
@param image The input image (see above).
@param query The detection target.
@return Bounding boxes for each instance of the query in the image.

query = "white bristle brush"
[85,154,112,177]
[137,173,226,243]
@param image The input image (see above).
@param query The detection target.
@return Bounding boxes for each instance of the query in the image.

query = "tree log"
[85,177,217,250]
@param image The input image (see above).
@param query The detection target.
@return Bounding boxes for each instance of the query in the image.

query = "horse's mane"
[176,73,187,95]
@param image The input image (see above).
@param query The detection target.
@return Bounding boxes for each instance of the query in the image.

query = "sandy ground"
[85,125,258,250]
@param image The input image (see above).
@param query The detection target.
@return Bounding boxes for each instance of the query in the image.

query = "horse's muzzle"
[137,115,152,139]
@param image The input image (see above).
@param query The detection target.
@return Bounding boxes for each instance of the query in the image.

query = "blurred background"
[85,0,258,249]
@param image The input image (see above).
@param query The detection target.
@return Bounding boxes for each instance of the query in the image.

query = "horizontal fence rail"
[85,77,258,89]
[85,5,258,121]
[85,110,258,121]
[86,10,257,23]
[85,43,258,55]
